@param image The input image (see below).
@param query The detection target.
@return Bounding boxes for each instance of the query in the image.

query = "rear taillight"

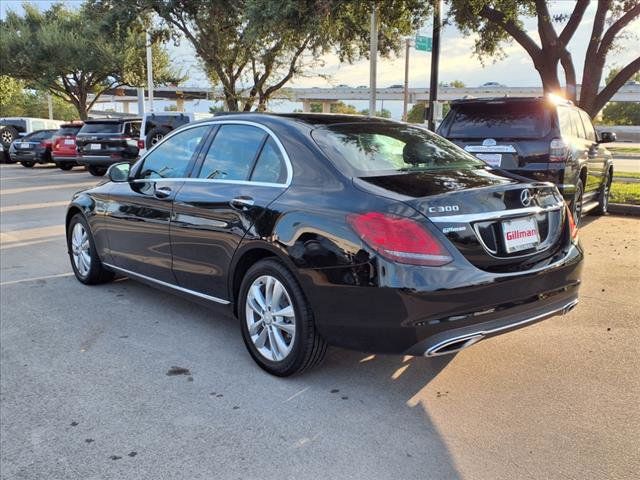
[41,140,52,148]
[347,212,453,266]
[550,138,569,162]
[566,205,578,241]
[137,139,145,150]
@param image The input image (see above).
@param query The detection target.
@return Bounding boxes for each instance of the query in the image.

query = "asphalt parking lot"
[1,163,639,480]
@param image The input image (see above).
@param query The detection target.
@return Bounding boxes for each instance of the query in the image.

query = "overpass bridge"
[92,85,640,113]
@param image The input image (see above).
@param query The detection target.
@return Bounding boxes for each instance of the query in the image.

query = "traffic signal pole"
[427,0,441,131]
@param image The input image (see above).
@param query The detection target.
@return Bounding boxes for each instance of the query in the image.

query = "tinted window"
[125,121,141,137]
[23,130,54,141]
[447,102,551,138]
[80,122,123,134]
[571,109,586,138]
[251,137,286,183]
[145,114,190,133]
[198,124,266,180]
[57,125,82,136]
[579,110,596,141]
[312,123,484,176]
[138,125,209,179]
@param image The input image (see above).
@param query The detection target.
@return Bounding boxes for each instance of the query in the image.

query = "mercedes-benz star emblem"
[520,189,532,207]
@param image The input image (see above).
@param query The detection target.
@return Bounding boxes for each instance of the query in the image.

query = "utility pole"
[369,5,378,117]
[146,30,154,112]
[427,0,441,131]
[402,38,410,121]
[47,93,53,119]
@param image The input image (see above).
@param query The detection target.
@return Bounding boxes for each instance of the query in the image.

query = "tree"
[446,0,640,117]
[0,3,181,119]
[407,103,426,123]
[331,101,358,114]
[0,76,78,120]
[450,80,465,88]
[601,68,640,125]
[114,0,429,112]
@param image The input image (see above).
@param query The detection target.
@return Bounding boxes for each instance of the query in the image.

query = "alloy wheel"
[602,176,610,213]
[1,131,13,144]
[150,134,164,145]
[572,185,583,225]
[71,222,91,277]
[245,275,296,362]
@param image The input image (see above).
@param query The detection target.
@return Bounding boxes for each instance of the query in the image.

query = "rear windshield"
[57,125,82,136]
[22,130,56,141]
[446,102,551,139]
[79,122,123,134]
[312,123,484,176]
[145,114,189,133]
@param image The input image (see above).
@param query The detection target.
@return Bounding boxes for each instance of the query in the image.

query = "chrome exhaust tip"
[425,334,484,357]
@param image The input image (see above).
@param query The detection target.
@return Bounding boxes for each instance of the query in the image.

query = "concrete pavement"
[1,163,639,479]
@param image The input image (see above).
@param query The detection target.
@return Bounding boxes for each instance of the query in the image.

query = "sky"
[2,1,639,118]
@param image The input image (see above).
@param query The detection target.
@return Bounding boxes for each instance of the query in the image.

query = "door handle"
[154,185,172,199]
[230,196,255,210]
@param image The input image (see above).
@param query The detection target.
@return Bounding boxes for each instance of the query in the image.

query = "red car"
[52,122,83,171]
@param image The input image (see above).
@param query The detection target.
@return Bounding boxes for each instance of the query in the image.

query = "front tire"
[21,161,35,168]
[88,166,107,176]
[67,214,114,285]
[594,169,612,215]
[239,259,327,376]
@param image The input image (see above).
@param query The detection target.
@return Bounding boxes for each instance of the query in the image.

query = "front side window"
[312,123,484,177]
[198,124,266,180]
[138,125,209,179]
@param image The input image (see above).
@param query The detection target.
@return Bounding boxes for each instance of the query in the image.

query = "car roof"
[84,118,142,123]
[202,112,399,129]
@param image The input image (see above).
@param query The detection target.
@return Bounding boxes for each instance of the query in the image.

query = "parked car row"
[0,112,212,175]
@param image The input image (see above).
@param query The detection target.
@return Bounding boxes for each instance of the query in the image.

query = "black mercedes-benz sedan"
[65,113,583,376]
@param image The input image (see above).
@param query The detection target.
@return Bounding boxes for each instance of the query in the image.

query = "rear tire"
[88,166,107,176]
[58,163,74,171]
[570,179,584,226]
[67,214,114,285]
[21,161,35,168]
[239,258,327,376]
[594,169,612,215]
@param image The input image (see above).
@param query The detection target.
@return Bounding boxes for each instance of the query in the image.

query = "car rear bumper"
[10,151,48,163]
[53,155,79,164]
[300,242,583,355]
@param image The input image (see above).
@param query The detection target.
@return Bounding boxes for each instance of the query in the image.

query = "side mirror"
[107,162,131,182]
[599,131,617,143]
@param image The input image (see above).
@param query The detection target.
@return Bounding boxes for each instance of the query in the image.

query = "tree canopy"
[601,68,640,125]
[446,0,640,116]
[0,3,182,119]
[102,0,430,112]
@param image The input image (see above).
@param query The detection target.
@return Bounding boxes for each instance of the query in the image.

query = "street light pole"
[369,5,378,117]
[403,38,410,121]
[427,0,441,131]
[146,30,154,112]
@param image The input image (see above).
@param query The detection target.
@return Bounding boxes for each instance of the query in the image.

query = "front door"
[171,122,290,300]
[105,124,211,283]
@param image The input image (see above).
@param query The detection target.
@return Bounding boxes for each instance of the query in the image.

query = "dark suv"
[76,118,141,176]
[437,97,616,224]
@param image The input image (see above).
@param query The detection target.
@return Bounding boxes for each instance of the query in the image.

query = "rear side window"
[446,102,551,138]
[145,115,190,134]
[578,110,596,141]
[124,122,141,137]
[80,122,123,134]
[138,125,209,179]
[198,124,266,180]
[571,109,586,138]
[250,137,286,183]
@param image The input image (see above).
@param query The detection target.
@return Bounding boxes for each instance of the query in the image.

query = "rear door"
[104,124,211,283]
[578,109,606,193]
[171,122,290,299]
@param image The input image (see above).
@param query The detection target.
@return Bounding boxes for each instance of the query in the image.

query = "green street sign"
[415,35,432,52]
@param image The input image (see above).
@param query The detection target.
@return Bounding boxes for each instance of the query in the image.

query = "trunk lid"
[356,169,568,273]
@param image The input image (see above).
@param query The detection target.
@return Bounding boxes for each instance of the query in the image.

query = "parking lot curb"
[609,203,640,216]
